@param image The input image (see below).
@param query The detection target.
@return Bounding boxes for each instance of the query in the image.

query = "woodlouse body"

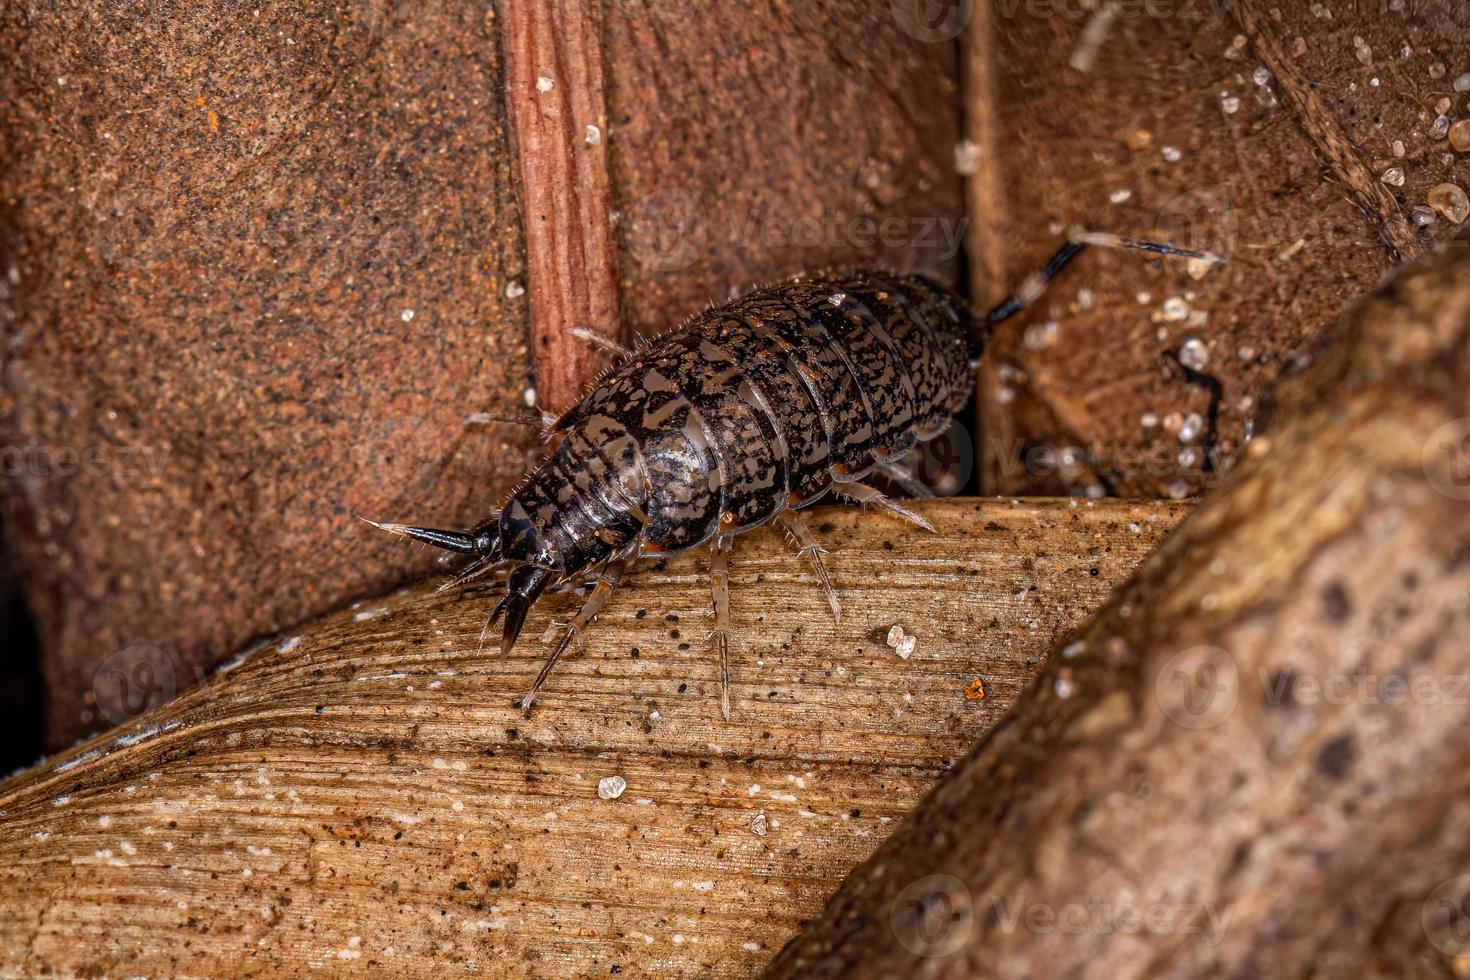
[366,235,1213,715]
[511,272,970,563]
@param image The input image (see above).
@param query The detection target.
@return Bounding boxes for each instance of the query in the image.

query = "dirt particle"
[1315,734,1356,781]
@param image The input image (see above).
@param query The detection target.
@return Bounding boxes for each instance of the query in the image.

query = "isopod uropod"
[365,232,1215,717]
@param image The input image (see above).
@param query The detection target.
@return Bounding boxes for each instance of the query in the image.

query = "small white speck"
[597,775,627,800]
[1179,337,1210,370]
[1023,320,1059,351]
[1108,188,1132,204]
[751,810,768,836]
[1054,677,1075,698]
[953,138,981,176]
[584,123,601,145]
[277,636,301,653]
[400,308,415,322]
[505,278,525,298]
[1252,65,1271,85]
[828,292,846,306]
[1161,145,1182,162]
[1180,412,1205,443]
[523,387,537,407]
[536,75,554,92]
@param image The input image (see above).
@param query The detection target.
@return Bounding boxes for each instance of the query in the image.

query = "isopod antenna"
[971,229,1221,351]
[356,514,499,557]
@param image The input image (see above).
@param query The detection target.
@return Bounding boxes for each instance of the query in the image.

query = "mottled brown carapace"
[369,239,1212,718]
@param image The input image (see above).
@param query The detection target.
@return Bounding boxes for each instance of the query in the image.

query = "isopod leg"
[519,555,631,716]
[776,510,841,625]
[466,409,560,428]
[568,326,633,358]
[876,460,935,500]
[838,482,935,533]
[709,535,733,722]
[437,554,502,593]
[977,233,1218,336]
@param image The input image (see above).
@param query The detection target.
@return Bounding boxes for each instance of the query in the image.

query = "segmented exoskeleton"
[365,233,1213,717]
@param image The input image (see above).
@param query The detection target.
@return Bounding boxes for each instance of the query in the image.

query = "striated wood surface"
[502,0,622,412]
[0,498,1185,978]
[766,230,1470,977]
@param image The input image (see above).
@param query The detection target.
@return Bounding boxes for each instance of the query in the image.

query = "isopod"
[365,232,1215,717]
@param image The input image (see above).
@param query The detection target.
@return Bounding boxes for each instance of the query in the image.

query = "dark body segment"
[840,274,952,437]
[879,274,974,430]
[557,356,726,552]
[797,281,919,462]
[723,289,878,480]
[836,277,930,457]
[703,314,832,508]
[653,333,787,532]
[628,363,726,552]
